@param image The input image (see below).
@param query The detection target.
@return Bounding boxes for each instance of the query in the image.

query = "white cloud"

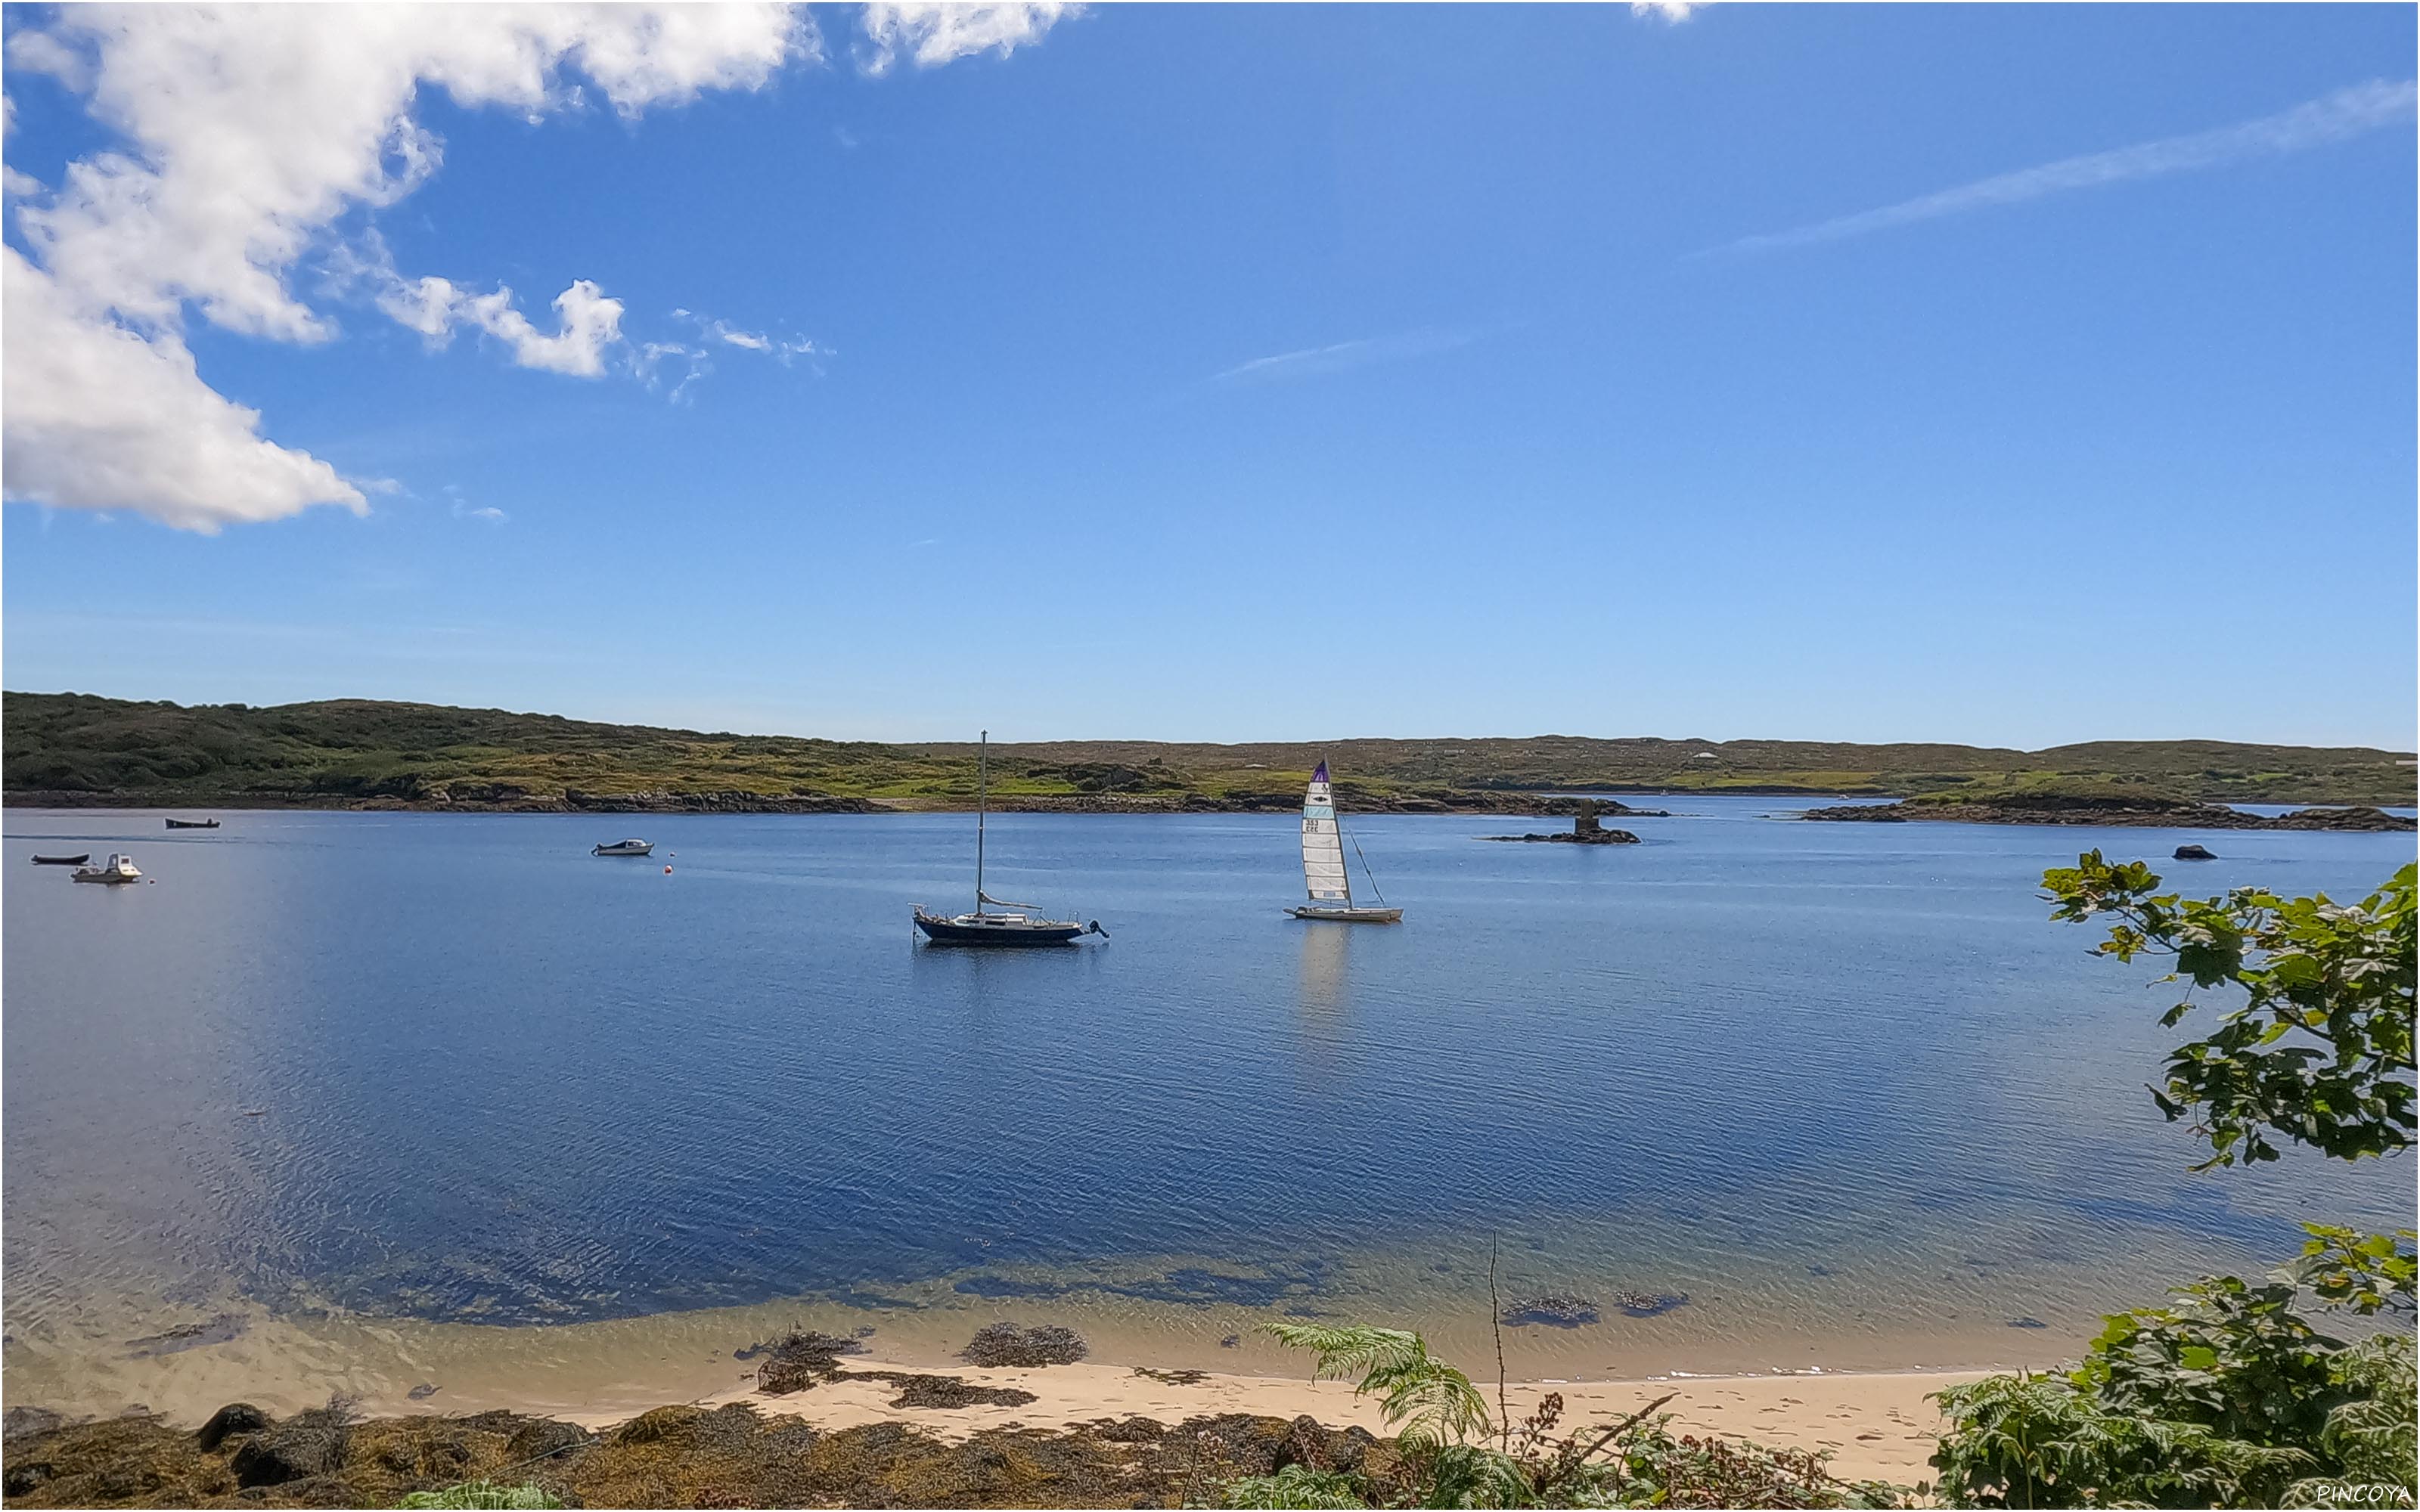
[858,3,1078,76]
[1214,327,1482,384]
[1715,77,2418,255]
[2,247,365,533]
[379,270,628,376]
[1629,2,1705,20]
[4,2,1064,531]
[2,5,808,530]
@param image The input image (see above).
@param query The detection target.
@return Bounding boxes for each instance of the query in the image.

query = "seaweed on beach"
[0,1397,1438,1510]
[860,1373,1041,1410]
[749,1329,869,1394]
[960,1322,1089,1368]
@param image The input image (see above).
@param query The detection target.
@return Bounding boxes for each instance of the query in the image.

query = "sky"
[2,2,2414,751]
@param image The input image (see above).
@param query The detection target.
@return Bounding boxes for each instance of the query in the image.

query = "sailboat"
[1286,761,1402,923]
[914,731,1105,947]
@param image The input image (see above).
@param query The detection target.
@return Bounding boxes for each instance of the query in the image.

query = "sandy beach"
[546,1354,1977,1486]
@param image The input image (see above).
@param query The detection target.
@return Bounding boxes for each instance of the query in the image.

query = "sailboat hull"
[914,909,1097,946]
[1287,906,1403,924]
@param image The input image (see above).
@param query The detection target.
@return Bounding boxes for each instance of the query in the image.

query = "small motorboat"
[166,818,221,829]
[914,731,1104,947]
[31,853,91,866]
[72,854,144,884]
[593,838,654,857]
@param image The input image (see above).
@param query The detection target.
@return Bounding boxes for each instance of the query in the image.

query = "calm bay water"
[4,801,2411,1412]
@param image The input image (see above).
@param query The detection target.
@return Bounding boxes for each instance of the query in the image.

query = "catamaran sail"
[1289,761,1403,923]
[1301,761,1352,904]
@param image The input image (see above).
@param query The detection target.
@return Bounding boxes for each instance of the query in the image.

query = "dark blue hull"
[914,910,1097,947]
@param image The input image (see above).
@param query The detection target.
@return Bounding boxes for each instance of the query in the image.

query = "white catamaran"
[1286,761,1402,923]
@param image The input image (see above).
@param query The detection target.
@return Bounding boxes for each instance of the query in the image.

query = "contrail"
[1711,77,2416,256]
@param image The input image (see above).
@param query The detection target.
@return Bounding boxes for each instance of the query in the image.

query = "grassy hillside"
[4,691,2412,810]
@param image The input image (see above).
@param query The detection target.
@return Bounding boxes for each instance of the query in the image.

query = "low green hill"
[3,690,2411,810]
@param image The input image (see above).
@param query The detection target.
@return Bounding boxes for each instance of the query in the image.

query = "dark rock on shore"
[194,1402,270,1452]
[2173,844,2217,860]
[229,1405,352,1487]
[1801,795,2414,832]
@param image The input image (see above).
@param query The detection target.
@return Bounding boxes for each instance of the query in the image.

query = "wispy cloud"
[1213,326,1481,384]
[1630,2,1707,22]
[1711,78,2417,256]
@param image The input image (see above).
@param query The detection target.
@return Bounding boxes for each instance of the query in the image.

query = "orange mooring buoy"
[664,865,673,874]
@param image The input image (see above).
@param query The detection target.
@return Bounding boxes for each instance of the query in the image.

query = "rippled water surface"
[5,801,2411,1410]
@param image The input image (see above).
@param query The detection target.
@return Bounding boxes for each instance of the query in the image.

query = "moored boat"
[31,853,91,866]
[166,818,220,829]
[72,854,143,884]
[914,731,1104,947]
[1286,761,1402,923]
[593,839,655,857]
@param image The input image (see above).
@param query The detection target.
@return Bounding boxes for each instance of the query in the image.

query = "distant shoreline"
[0,790,1675,817]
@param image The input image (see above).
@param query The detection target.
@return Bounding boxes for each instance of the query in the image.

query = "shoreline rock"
[1798,795,2413,832]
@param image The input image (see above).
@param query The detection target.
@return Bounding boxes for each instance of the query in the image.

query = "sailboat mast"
[1338,801,1352,908]
[976,730,988,914]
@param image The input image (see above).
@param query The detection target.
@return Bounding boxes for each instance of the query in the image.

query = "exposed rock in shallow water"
[1500,1295,1601,1328]
[123,1314,247,1359]
[3,1406,67,1442]
[1612,1290,1689,1317]
[1481,829,1640,844]
[2173,843,2217,860]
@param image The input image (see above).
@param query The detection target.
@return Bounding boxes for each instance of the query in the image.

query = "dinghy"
[1286,762,1401,922]
[166,818,220,829]
[914,731,1104,947]
[32,854,90,866]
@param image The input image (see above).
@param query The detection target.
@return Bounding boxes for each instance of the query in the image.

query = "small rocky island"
[1798,794,2413,832]
[1482,798,1643,844]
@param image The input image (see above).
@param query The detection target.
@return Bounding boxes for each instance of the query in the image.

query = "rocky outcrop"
[1801,795,2413,832]
[2173,844,2217,860]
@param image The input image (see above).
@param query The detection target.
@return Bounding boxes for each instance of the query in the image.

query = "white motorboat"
[72,854,144,884]
[592,839,655,857]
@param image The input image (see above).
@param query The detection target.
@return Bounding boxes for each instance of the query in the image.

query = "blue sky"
[5,3,2414,749]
